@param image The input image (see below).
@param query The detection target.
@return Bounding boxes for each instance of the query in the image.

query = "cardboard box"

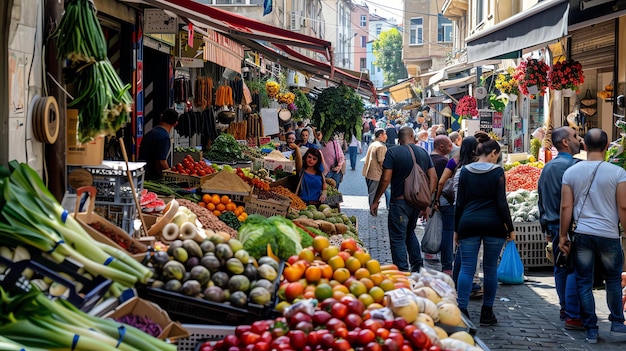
[263,158,295,173]
[66,109,104,166]
[103,297,189,341]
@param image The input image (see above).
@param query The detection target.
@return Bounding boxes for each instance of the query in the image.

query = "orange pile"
[198,194,248,221]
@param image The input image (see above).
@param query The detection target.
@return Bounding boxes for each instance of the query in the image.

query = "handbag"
[497,241,524,285]
[421,210,442,254]
[580,89,597,107]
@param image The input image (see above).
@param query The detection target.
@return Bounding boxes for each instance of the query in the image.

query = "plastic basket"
[67,162,145,203]
[513,221,551,268]
[325,194,343,207]
[176,325,235,351]
[245,197,290,217]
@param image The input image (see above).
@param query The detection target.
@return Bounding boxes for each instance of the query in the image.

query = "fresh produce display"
[160,204,208,242]
[199,193,248,220]
[143,180,200,202]
[88,222,144,253]
[51,0,132,143]
[0,162,151,289]
[205,134,247,162]
[113,314,162,338]
[504,164,542,192]
[502,157,542,171]
[240,144,266,160]
[177,199,238,238]
[219,211,243,230]
[171,155,216,177]
[272,185,307,210]
[507,189,539,223]
[174,146,202,154]
[139,189,166,213]
[0,287,175,351]
[288,205,361,246]
[237,167,271,190]
[327,185,341,197]
[144,236,279,308]
[237,215,304,261]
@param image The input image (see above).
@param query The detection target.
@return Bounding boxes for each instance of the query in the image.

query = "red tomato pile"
[505,165,542,192]
[171,155,216,177]
[198,296,440,351]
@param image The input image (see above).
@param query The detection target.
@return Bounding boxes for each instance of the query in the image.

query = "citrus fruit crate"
[513,221,551,268]
[199,189,250,204]
[245,197,290,217]
[176,325,235,351]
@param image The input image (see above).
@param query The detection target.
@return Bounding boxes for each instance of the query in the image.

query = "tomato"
[235,325,251,337]
[331,303,348,319]
[287,330,308,350]
[333,339,352,351]
[358,329,376,345]
[344,313,363,330]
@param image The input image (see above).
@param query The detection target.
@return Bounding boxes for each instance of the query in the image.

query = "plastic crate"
[325,194,343,207]
[513,221,551,268]
[162,171,207,188]
[177,325,235,351]
[93,202,136,235]
[67,162,145,203]
[245,197,290,217]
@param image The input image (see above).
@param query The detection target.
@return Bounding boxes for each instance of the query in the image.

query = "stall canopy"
[437,75,474,90]
[378,78,416,103]
[465,0,569,63]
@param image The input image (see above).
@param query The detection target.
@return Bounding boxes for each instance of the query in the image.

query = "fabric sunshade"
[466,0,569,63]
[437,75,475,90]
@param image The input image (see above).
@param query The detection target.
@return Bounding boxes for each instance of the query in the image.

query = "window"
[361,35,366,48]
[375,24,382,36]
[360,58,366,70]
[371,62,375,74]
[409,17,423,45]
[437,14,452,43]
[476,0,486,25]
[377,66,381,73]
[360,15,367,27]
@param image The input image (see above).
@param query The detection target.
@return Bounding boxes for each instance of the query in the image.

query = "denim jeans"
[548,225,580,319]
[457,236,506,309]
[365,179,390,208]
[326,171,342,189]
[572,233,625,329]
[388,199,423,272]
[439,205,455,272]
[348,146,358,170]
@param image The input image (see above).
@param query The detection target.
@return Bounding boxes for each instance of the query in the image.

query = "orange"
[313,236,330,253]
[345,257,361,273]
[353,251,371,265]
[320,264,333,279]
[354,268,371,280]
[198,201,206,208]
[226,203,236,212]
[332,284,349,294]
[358,293,374,307]
[332,268,350,283]
[216,203,226,212]
[368,286,385,303]
[327,256,345,271]
[283,266,303,282]
[332,290,347,300]
[299,248,315,263]
[202,194,211,204]
[314,283,333,301]
[235,206,245,216]
[220,195,230,204]
[369,273,385,286]
[239,212,248,220]
[305,266,322,283]
[206,203,216,211]
[303,290,315,299]
[237,214,246,222]
[211,194,221,205]
[213,210,222,216]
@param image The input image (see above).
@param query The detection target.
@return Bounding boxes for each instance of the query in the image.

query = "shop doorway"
[143,47,170,134]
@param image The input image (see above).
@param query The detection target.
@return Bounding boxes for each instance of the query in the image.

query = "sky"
[363,0,404,24]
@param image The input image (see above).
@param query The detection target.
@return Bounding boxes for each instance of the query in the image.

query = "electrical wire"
[363,0,442,17]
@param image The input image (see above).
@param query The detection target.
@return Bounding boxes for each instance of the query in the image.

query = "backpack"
[404,145,432,209]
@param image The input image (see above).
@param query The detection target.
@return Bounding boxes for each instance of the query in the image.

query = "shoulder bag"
[403,145,431,209]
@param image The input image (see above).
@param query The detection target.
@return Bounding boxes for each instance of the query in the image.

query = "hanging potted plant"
[291,89,312,121]
[514,57,550,96]
[311,83,365,142]
[495,67,520,101]
[455,95,478,121]
[548,59,584,94]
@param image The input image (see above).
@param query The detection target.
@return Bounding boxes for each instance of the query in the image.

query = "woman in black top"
[454,133,516,326]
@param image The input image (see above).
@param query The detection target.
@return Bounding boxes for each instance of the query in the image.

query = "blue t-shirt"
[299,172,323,203]
[382,144,433,199]
[138,126,170,180]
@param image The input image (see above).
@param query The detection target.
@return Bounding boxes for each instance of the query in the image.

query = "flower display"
[455,95,478,120]
[548,59,584,91]
[265,81,280,98]
[514,57,550,96]
[277,92,295,104]
[495,67,520,96]
[287,102,297,111]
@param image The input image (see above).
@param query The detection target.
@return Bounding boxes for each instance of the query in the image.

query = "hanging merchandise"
[230,77,244,106]
[215,84,234,107]
[227,121,248,140]
[174,77,192,104]
[193,76,213,109]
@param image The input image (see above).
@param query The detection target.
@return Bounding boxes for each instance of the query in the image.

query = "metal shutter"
[570,19,615,70]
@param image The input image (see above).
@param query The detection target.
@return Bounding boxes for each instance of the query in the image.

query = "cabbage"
[238,215,303,260]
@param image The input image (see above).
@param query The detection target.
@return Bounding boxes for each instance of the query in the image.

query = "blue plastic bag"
[497,241,524,285]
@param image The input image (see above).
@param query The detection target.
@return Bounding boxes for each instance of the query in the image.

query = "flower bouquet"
[548,59,584,91]
[514,57,550,96]
[265,81,280,98]
[495,67,520,96]
[455,95,478,120]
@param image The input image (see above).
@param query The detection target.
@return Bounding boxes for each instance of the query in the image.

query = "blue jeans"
[457,236,506,309]
[348,146,358,170]
[326,171,342,189]
[388,199,423,272]
[572,233,625,330]
[548,225,580,319]
[439,205,455,272]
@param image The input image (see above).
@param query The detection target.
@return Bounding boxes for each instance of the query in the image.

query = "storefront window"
[529,94,544,133]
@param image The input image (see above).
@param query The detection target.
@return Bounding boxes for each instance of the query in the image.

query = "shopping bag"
[421,211,442,254]
[497,241,524,285]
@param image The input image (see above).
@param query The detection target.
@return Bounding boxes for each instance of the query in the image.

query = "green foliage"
[311,84,365,143]
[488,93,506,112]
[291,89,312,121]
[372,28,408,86]
[246,79,270,108]
[530,138,542,160]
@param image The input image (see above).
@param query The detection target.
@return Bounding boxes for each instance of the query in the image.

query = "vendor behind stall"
[296,148,327,205]
[139,109,179,180]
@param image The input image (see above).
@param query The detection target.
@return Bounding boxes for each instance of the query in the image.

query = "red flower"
[549,60,584,91]
[515,57,550,96]
[455,96,478,119]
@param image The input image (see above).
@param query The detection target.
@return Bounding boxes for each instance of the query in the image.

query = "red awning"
[141,0,332,61]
